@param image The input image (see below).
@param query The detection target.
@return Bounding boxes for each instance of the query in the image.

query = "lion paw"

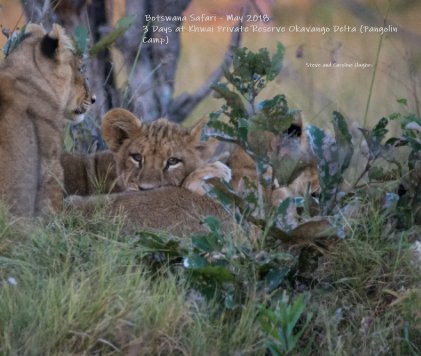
[183,162,232,195]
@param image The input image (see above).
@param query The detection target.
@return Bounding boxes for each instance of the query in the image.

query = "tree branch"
[168,4,251,123]
[168,29,241,123]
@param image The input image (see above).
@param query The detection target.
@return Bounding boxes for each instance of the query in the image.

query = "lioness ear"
[102,108,142,152]
[41,23,73,61]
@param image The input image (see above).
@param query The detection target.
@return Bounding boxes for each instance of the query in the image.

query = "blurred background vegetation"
[0,0,420,129]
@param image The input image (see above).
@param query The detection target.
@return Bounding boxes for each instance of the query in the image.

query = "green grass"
[306,202,421,355]
[0,198,420,355]
[0,208,262,355]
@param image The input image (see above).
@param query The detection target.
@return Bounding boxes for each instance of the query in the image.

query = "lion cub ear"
[102,108,142,152]
[189,116,207,145]
[190,116,218,161]
[41,23,73,61]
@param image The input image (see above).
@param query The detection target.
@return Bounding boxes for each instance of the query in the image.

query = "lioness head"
[9,23,95,122]
[102,108,209,191]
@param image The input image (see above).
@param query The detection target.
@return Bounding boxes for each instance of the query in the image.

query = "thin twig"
[248,0,264,17]
[168,6,249,122]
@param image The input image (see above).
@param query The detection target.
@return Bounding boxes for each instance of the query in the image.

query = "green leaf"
[397,98,408,106]
[73,25,88,55]
[252,95,293,135]
[202,216,221,234]
[359,117,390,160]
[63,124,75,152]
[388,112,401,121]
[137,232,184,256]
[258,294,311,355]
[332,111,354,173]
[191,232,223,253]
[402,116,421,151]
[372,117,389,143]
[307,124,342,214]
[268,42,285,81]
[271,154,301,186]
[183,255,208,269]
[192,235,216,253]
[368,166,399,181]
[207,119,240,143]
[275,197,298,231]
[191,265,235,283]
[210,83,247,122]
[224,293,238,310]
[3,25,27,57]
[89,15,136,55]
[265,267,289,292]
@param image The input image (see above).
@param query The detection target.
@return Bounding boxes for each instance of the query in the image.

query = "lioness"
[0,23,95,217]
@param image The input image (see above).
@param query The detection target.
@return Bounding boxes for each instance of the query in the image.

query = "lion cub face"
[102,109,208,191]
[65,55,96,123]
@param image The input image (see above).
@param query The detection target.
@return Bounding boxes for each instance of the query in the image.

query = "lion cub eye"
[129,153,143,165]
[166,157,182,168]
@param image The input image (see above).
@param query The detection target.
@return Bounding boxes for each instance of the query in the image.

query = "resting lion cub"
[63,108,231,196]
[66,188,230,235]
[0,23,94,217]
[64,108,232,234]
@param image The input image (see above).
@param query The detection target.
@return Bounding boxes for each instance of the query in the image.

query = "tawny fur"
[63,109,233,234]
[61,151,120,196]
[101,108,231,193]
[65,187,230,236]
[225,113,320,206]
[62,109,231,196]
[0,23,93,217]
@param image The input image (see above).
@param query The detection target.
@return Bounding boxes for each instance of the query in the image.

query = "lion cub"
[63,108,231,196]
[102,108,231,193]
[0,24,94,217]
[64,108,232,235]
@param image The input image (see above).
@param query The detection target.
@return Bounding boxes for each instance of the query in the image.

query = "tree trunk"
[20,0,242,150]
[116,0,191,121]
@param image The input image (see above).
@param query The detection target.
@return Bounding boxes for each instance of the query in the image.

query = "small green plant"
[208,43,293,169]
[73,16,135,57]
[391,108,421,227]
[259,294,313,355]
[135,217,296,310]
[206,43,335,241]
[307,111,353,215]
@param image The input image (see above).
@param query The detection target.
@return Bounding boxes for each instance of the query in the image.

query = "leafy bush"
[203,43,420,353]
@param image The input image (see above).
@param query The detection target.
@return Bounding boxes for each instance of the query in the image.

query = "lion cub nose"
[90,95,96,104]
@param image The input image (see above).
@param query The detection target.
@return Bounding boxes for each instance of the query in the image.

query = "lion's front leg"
[36,158,64,215]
